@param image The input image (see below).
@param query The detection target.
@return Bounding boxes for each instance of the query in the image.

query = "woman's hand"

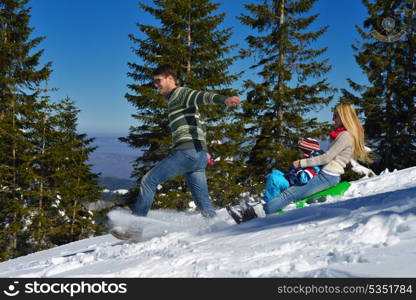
[293,160,301,168]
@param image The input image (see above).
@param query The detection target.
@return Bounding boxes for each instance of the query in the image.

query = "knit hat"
[298,138,320,156]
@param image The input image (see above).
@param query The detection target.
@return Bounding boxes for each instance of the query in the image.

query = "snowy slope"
[0,167,416,278]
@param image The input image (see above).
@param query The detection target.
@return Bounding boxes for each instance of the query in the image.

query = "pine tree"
[340,0,415,172]
[46,97,104,245]
[0,1,104,260]
[238,0,336,190]
[23,94,57,253]
[121,0,244,211]
[0,0,51,260]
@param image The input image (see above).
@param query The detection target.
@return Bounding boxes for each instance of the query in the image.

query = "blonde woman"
[227,103,373,224]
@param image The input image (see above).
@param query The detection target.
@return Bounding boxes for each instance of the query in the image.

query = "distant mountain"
[89,152,136,179]
[99,176,135,190]
[90,135,137,156]
[88,135,141,180]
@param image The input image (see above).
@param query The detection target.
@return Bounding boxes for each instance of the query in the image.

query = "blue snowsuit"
[263,150,324,202]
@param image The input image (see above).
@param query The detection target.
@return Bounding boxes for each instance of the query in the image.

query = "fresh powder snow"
[0,167,415,278]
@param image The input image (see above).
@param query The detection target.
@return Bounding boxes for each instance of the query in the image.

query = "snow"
[0,167,416,278]
[112,189,129,195]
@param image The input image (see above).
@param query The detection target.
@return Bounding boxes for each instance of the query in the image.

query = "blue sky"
[29,0,369,136]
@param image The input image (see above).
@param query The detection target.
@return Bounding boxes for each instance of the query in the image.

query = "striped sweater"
[166,87,227,149]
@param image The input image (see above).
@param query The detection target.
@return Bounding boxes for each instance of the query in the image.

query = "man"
[111,65,240,240]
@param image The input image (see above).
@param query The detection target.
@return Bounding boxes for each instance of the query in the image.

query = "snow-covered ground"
[1,167,416,278]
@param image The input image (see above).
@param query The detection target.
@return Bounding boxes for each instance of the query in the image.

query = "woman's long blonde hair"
[335,103,373,163]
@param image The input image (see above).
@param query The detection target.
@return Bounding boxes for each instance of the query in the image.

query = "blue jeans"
[263,171,340,214]
[132,149,216,218]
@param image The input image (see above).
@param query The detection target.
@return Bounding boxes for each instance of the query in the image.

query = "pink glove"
[207,154,214,166]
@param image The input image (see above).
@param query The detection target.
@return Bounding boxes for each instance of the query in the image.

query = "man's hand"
[225,96,240,107]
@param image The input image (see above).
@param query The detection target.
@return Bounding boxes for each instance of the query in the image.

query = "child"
[263,138,324,202]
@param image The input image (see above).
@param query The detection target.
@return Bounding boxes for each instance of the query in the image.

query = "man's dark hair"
[153,64,177,80]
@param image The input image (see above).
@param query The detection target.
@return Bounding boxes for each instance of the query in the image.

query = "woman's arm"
[298,132,353,168]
